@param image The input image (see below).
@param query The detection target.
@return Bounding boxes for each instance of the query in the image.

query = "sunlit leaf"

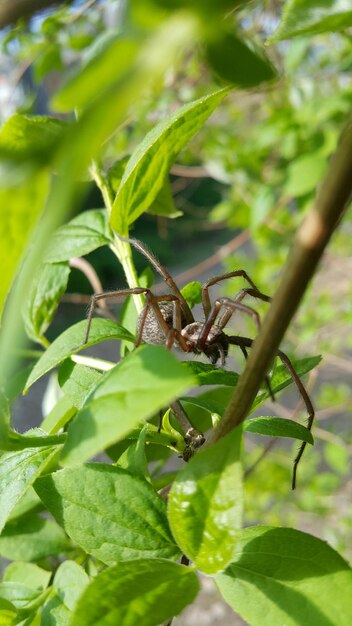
[168,426,243,574]
[216,526,352,626]
[35,464,180,564]
[111,88,229,234]
[70,559,199,626]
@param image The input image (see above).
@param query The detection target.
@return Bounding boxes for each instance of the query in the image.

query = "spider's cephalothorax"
[84,235,315,488]
[180,321,229,365]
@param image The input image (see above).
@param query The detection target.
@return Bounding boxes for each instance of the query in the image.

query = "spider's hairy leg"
[84,287,149,345]
[202,270,269,318]
[239,343,275,402]
[197,297,261,353]
[227,335,314,490]
[116,234,194,324]
[277,349,315,490]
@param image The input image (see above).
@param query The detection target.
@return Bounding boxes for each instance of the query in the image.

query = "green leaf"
[69,559,199,626]
[3,563,51,591]
[205,30,276,87]
[52,35,139,112]
[181,361,239,387]
[216,526,352,626]
[0,114,64,164]
[41,593,70,626]
[117,426,148,479]
[180,281,202,309]
[110,88,229,234]
[183,387,233,417]
[0,582,39,610]
[0,598,17,625]
[147,175,181,218]
[44,209,113,263]
[109,157,181,219]
[58,361,102,409]
[53,561,90,611]
[253,355,322,410]
[244,416,314,444]
[0,170,50,320]
[7,488,42,522]
[284,153,328,197]
[34,464,180,564]
[24,319,134,392]
[40,395,77,434]
[23,262,70,344]
[0,514,70,562]
[60,345,195,466]
[0,445,59,533]
[168,426,243,574]
[269,0,352,41]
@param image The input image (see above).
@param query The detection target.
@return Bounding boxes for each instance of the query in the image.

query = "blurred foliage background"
[1,0,351,562]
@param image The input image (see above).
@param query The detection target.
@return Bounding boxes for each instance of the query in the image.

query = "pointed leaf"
[0,513,70,562]
[216,526,352,626]
[44,209,113,263]
[53,561,90,612]
[253,355,321,410]
[58,361,102,409]
[35,464,180,564]
[269,0,352,41]
[3,563,51,591]
[0,445,59,533]
[23,262,70,344]
[24,319,134,392]
[111,88,229,234]
[206,30,276,87]
[60,345,195,465]
[0,171,50,320]
[168,426,243,574]
[69,559,199,626]
[244,416,314,444]
[182,361,239,387]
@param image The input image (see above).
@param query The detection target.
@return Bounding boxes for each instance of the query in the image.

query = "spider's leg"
[84,287,149,345]
[218,287,271,329]
[277,349,315,490]
[117,235,194,324]
[202,270,269,318]
[196,297,260,353]
[239,343,275,402]
[136,293,182,347]
[227,335,314,490]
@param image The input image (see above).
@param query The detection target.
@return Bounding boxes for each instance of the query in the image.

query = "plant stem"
[208,116,352,445]
[90,161,144,313]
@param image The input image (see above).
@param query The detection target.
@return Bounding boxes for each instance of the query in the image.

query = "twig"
[171,164,211,178]
[69,257,106,307]
[153,230,249,293]
[207,116,352,448]
[0,0,71,28]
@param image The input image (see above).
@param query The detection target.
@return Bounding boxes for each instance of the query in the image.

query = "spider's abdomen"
[136,301,175,345]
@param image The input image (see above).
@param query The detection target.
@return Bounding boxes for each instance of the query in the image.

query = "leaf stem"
[208,116,352,445]
[90,160,144,313]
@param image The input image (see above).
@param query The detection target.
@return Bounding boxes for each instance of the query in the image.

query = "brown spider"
[84,235,314,488]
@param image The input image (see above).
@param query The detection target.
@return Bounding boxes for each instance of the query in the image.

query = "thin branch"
[208,116,352,447]
[0,0,71,28]
[153,230,249,293]
[69,257,106,307]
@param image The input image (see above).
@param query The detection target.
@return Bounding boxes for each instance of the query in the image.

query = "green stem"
[90,160,144,313]
[71,354,115,371]
[208,115,352,445]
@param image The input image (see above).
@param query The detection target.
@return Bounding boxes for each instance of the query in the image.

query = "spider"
[84,235,314,488]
